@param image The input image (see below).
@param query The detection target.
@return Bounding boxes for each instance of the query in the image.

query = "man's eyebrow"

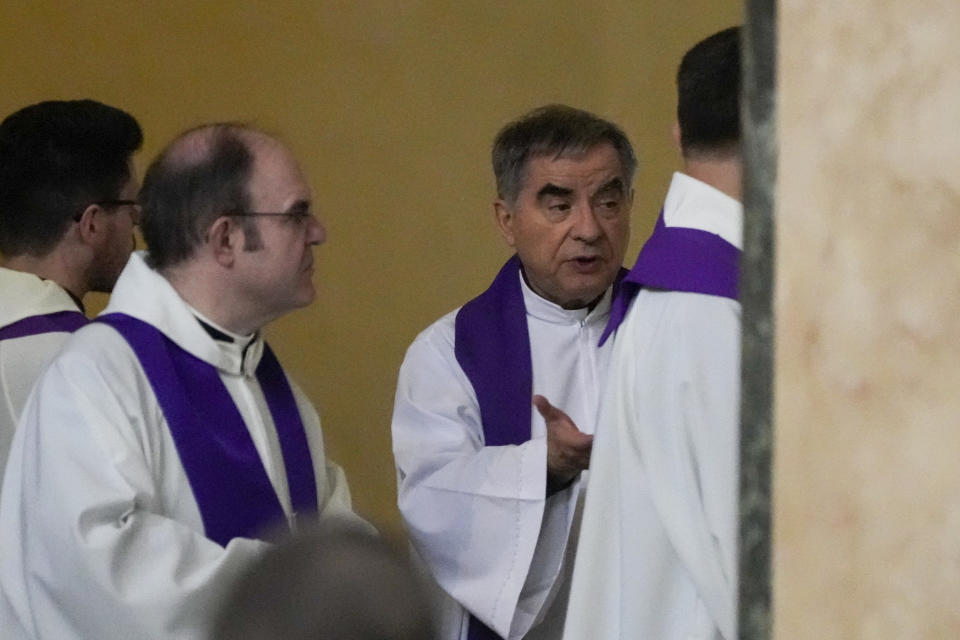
[593,177,625,196]
[536,183,573,200]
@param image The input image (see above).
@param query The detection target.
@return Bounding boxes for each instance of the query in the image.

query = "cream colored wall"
[0,2,739,533]
[776,1,960,637]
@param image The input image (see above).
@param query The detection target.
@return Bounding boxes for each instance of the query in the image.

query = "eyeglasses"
[226,211,314,224]
[74,199,141,223]
[96,199,139,208]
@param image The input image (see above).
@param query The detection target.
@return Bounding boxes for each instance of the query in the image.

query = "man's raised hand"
[534,394,593,494]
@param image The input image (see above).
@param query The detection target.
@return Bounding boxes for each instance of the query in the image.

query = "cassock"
[563,172,743,640]
[0,267,86,483]
[0,252,362,640]
[392,257,616,640]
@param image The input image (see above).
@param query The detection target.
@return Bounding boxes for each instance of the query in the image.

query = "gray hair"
[491,104,636,203]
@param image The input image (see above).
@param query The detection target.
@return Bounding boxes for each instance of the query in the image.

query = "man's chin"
[557,288,607,310]
[556,277,615,309]
[295,286,317,308]
[90,275,120,294]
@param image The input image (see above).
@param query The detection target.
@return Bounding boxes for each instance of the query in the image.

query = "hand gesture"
[534,394,593,493]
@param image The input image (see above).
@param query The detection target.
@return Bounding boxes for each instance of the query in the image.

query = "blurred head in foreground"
[212,523,435,640]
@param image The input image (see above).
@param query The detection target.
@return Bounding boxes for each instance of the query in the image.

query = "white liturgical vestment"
[393,269,616,640]
[0,252,361,640]
[0,267,83,482]
[564,172,742,640]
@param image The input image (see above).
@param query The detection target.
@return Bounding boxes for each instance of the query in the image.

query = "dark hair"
[139,123,258,270]
[0,99,142,256]
[677,26,742,157]
[492,104,636,203]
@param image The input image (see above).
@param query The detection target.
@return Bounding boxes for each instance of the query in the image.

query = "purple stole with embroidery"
[96,313,318,546]
[600,209,742,345]
[0,310,87,341]
[455,254,625,640]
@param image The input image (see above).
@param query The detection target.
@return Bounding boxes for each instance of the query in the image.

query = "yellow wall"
[1,1,739,533]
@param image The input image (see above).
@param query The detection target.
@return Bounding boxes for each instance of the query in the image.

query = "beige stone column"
[775,2,960,638]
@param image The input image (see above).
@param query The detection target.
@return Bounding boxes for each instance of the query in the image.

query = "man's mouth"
[568,256,603,272]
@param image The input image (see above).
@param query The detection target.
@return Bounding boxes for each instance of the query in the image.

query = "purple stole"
[599,209,742,346]
[0,310,87,341]
[96,313,318,546]
[455,255,625,640]
[455,255,532,450]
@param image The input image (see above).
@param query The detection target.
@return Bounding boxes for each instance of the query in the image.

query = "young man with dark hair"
[392,104,635,639]
[0,123,365,640]
[564,26,743,640]
[0,99,142,482]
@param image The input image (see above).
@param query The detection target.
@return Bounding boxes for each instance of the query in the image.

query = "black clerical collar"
[193,315,261,371]
[66,290,86,314]
[195,317,235,343]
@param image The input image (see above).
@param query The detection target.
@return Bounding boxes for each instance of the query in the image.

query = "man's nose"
[306,216,326,246]
[570,203,601,242]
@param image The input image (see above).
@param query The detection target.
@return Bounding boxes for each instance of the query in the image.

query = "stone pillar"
[774,1,960,638]
[740,1,776,638]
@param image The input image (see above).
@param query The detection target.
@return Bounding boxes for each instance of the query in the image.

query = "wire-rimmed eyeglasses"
[225,210,314,224]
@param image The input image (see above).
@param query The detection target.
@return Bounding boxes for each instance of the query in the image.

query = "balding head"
[161,124,275,168]
[139,123,276,270]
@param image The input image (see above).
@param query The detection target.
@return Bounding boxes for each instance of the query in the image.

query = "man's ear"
[207,216,240,266]
[75,204,106,246]
[493,199,517,247]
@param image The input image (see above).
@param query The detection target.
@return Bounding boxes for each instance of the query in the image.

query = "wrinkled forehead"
[519,143,625,188]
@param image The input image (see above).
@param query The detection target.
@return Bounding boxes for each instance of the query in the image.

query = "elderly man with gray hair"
[392,104,636,640]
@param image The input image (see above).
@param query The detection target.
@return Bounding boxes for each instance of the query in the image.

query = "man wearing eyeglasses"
[0,123,365,640]
[0,99,143,486]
